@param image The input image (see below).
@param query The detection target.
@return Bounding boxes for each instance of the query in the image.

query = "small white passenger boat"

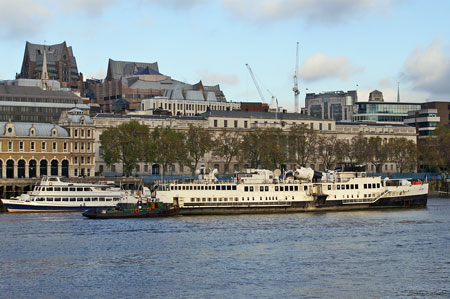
[0,176,150,213]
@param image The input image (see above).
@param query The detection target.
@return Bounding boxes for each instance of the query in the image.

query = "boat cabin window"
[84,188,91,191]
[304,186,308,191]
[189,186,193,190]
[368,184,372,189]
[244,186,248,192]
[55,198,61,201]
[70,187,76,192]
[250,186,254,192]
[36,198,44,201]
[47,187,53,191]
[62,198,68,202]
[222,186,226,190]
[77,188,83,192]
[54,187,61,191]
[99,198,105,201]
[62,187,68,192]
[182,186,186,190]
[113,198,119,201]
[290,186,294,191]
[341,184,345,190]
[77,198,83,202]
[280,186,284,191]
[337,185,340,190]
[46,198,53,201]
[328,185,332,190]
[260,186,264,192]
[265,186,269,191]
[346,184,349,189]
[232,186,236,190]
[92,198,98,201]
[294,186,298,191]
[275,186,279,191]
[364,184,367,189]
[85,198,91,202]
[377,183,380,188]
[227,186,231,191]
[355,185,359,189]
[70,198,76,202]
[351,184,354,189]
[106,198,112,201]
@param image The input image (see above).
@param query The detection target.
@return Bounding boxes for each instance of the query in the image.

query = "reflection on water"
[1,198,450,298]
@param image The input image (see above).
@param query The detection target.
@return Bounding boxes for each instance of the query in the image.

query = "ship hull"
[178,194,428,215]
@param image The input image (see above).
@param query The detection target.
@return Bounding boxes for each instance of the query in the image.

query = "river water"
[1,198,450,298]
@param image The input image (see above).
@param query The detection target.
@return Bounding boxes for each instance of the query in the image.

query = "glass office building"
[353,102,421,124]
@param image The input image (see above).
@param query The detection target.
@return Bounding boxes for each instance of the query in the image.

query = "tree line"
[100,120,419,176]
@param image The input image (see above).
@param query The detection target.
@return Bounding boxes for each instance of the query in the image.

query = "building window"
[328,123,332,130]
[52,142,57,151]
[8,141,12,151]
[19,141,24,151]
[87,130,91,138]
[63,142,67,151]
[87,157,91,164]
[224,120,228,128]
[234,120,238,128]
[31,141,35,151]
[74,142,78,150]
[74,157,78,164]
[81,157,84,164]
[81,142,84,151]
[87,142,90,151]
[310,123,314,129]
[74,129,78,137]
[214,120,218,128]
[74,168,78,177]
[244,121,248,128]
[319,123,322,131]
[42,142,46,151]
[111,165,116,173]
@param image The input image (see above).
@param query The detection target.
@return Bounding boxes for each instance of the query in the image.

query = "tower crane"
[245,63,277,109]
[293,42,300,113]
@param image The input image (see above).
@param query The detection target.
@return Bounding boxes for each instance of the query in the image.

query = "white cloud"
[401,37,450,97]
[198,69,240,85]
[0,1,51,38]
[84,68,107,80]
[299,53,363,82]
[141,0,210,9]
[58,0,117,16]
[223,0,398,24]
[379,77,392,88]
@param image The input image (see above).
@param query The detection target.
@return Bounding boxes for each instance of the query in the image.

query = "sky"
[0,0,449,112]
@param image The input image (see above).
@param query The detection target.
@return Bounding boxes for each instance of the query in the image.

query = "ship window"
[63,198,68,202]
[232,186,236,190]
[202,198,206,202]
[224,198,228,202]
[355,185,359,189]
[213,198,217,201]
[265,186,269,191]
[77,198,83,202]
[275,186,279,191]
[47,198,53,201]
[337,185,340,190]
[250,186,254,192]
[201,186,204,190]
[70,187,76,191]
[47,187,54,191]
[290,186,294,191]
[54,187,61,191]
[55,198,61,202]
[222,186,226,190]
[182,186,185,190]
[304,186,308,190]
[245,186,248,192]
[364,184,367,189]
[351,184,354,189]
[92,198,98,201]
[70,198,76,202]
[294,186,298,191]
[99,198,105,201]
[77,188,83,192]
[208,198,211,202]
[260,186,264,191]
[280,186,284,191]
[328,185,331,190]
[106,198,112,201]
[215,186,219,190]
[368,184,371,189]
[346,184,349,189]
[85,198,91,202]
[341,184,345,189]
[114,198,120,201]
[189,186,193,190]
[373,183,376,188]
[227,185,231,190]
[377,183,380,188]
[84,188,91,191]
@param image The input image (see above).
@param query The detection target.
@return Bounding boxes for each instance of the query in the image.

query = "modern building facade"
[0,85,88,123]
[305,90,357,121]
[352,101,421,124]
[404,108,440,139]
[17,41,83,92]
[420,101,450,127]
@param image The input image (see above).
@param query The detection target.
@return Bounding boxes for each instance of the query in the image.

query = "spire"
[41,44,49,90]
[397,81,400,103]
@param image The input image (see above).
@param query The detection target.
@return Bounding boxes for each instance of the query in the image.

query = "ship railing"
[342,190,389,204]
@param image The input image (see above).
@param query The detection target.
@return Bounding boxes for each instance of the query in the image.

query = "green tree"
[287,124,317,167]
[388,138,417,173]
[212,130,243,173]
[419,126,450,171]
[152,127,189,176]
[240,129,264,168]
[367,137,390,173]
[185,125,213,174]
[99,120,149,176]
[259,127,287,170]
[350,133,369,165]
[316,135,343,170]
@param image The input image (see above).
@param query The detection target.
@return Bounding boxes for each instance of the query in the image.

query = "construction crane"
[245,63,266,103]
[245,63,277,108]
[293,42,300,113]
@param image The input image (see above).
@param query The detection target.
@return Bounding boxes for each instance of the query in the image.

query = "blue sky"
[1,0,449,111]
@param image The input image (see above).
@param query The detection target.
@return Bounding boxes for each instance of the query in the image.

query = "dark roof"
[134,66,162,76]
[93,113,206,121]
[0,85,81,99]
[200,110,322,120]
[107,59,159,80]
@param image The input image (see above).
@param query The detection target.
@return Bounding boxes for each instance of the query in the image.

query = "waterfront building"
[88,59,229,113]
[92,110,416,176]
[352,101,421,124]
[304,90,357,121]
[420,101,450,127]
[404,108,440,139]
[17,41,83,92]
[0,85,88,123]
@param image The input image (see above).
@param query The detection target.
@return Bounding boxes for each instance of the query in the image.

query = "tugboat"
[82,199,179,219]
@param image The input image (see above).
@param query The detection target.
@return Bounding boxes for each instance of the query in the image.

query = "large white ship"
[155,167,428,215]
[1,176,150,213]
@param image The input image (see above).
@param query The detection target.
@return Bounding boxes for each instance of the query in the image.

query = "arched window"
[18,160,26,178]
[40,160,48,176]
[51,160,58,176]
[61,160,69,177]
[6,160,14,178]
[29,160,37,178]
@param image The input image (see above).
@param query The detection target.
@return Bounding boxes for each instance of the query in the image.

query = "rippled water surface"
[1,198,450,298]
